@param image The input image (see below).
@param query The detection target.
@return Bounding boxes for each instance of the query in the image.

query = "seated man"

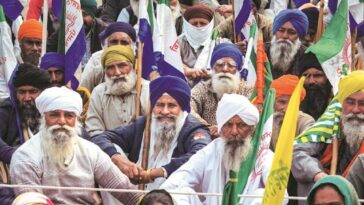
[292,70,364,200]
[85,45,148,136]
[92,76,211,190]
[191,43,243,137]
[161,94,275,205]
[10,86,141,204]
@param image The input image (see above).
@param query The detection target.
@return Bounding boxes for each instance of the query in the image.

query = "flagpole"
[351,28,357,71]
[255,32,265,109]
[330,136,338,175]
[135,42,143,116]
[41,0,49,57]
[314,0,324,43]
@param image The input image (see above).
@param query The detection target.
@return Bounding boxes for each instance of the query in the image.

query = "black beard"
[18,101,41,133]
[300,82,332,120]
[21,52,40,66]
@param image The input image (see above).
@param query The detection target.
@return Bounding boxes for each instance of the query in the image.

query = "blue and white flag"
[348,0,364,32]
[0,0,23,21]
[292,0,310,8]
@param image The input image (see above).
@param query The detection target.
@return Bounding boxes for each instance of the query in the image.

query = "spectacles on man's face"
[23,39,42,47]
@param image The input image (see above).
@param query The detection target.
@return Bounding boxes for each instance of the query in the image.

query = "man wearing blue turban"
[40,52,65,87]
[92,75,211,190]
[268,9,309,79]
[191,43,243,138]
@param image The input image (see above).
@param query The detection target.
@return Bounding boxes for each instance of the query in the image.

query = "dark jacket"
[100,0,130,23]
[91,114,211,175]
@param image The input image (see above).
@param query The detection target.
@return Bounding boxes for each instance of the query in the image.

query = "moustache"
[155,114,177,121]
[19,100,36,109]
[344,113,364,122]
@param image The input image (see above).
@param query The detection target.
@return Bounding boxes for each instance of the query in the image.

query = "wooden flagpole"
[314,0,325,43]
[135,42,143,117]
[330,136,338,175]
[351,28,357,71]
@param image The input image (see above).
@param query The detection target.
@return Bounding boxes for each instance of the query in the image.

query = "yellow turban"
[338,70,364,104]
[18,19,44,41]
[101,45,135,69]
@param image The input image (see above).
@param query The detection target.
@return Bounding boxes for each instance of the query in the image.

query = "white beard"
[270,36,301,73]
[152,112,185,160]
[223,134,252,172]
[211,71,241,100]
[40,118,82,168]
[342,113,364,153]
[105,70,137,95]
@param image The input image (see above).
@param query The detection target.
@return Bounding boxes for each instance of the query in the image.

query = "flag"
[306,0,350,94]
[222,89,275,205]
[292,0,310,8]
[349,0,364,32]
[138,0,159,79]
[0,0,23,21]
[58,0,86,90]
[155,0,185,79]
[262,77,305,205]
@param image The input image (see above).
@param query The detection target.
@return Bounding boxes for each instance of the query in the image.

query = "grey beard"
[270,36,301,73]
[342,113,364,153]
[223,135,252,172]
[211,71,241,99]
[271,111,285,150]
[40,118,81,168]
[105,70,137,95]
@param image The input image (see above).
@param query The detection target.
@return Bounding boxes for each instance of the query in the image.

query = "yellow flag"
[262,77,305,204]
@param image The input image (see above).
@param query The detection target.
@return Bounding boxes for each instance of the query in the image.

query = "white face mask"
[182,17,214,50]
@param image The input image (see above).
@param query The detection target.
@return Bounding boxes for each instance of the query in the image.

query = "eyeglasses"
[214,59,238,69]
[23,39,42,47]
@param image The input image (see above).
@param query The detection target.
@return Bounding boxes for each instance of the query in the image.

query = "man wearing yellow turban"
[18,19,44,65]
[85,45,149,137]
[292,70,364,201]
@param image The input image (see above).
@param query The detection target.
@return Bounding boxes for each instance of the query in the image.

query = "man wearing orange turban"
[18,19,44,65]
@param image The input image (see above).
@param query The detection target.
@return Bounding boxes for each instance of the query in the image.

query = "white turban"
[216,94,259,133]
[12,192,53,205]
[35,86,83,116]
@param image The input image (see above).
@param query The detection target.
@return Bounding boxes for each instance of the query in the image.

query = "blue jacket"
[92,114,211,175]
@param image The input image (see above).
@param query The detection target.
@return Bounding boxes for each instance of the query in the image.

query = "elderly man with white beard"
[292,70,364,201]
[191,43,243,138]
[85,45,148,137]
[91,75,211,190]
[160,94,276,205]
[10,86,141,204]
[267,9,309,79]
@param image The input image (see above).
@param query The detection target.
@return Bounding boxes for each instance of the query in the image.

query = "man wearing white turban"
[160,93,275,205]
[10,87,142,204]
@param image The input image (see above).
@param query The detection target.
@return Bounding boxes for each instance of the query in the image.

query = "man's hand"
[216,5,233,18]
[138,168,166,184]
[313,172,328,182]
[111,154,143,184]
[235,40,248,55]
[184,66,211,80]
[209,125,219,139]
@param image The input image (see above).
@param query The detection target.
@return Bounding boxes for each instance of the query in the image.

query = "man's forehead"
[279,21,296,31]
[108,32,132,40]
[302,67,324,74]
[48,67,64,72]
[345,91,364,101]
[156,94,179,104]
[45,109,76,115]
[22,37,42,41]
[16,85,38,90]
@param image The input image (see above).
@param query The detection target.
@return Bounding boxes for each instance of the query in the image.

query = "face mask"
[182,18,214,50]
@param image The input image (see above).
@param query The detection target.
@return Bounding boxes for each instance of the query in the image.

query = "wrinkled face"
[342,91,364,116]
[16,85,41,106]
[188,17,210,28]
[274,95,290,113]
[221,115,254,141]
[152,95,182,123]
[20,37,42,65]
[302,68,328,87]
[47,67,64,87]
[105,60,133,78]
[44,110,76,128]
[312,185,344,205]
[213,57,238,75]
[107,32,133,47]
[275,22,299,43]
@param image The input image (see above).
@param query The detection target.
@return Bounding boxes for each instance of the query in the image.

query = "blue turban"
[150,76,191,112]
[99,22,137,45]
[273,9,309,39]
[210,43,243,69]
[39,52,65,71]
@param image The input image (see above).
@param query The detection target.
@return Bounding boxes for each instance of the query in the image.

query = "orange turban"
[18,19,44,41]
[270,74,306,101]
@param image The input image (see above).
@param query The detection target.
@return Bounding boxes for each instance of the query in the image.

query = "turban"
[216,94,259,133]
[300,4,319,32]
[13,63,50,90]
[210,43,243,70]
[101,45,135,68]
[298,52,323,76]
[183,4,214,22]
[271,74,306,101]
[80,0,97,17]
[273,9,309,39]
[338,70,364,104]
[12,192,54,205]
[150,76,191,112]
[36,86,83,116]
[18,19,44,41]
[40,52,65,71]
[99,22,137,45]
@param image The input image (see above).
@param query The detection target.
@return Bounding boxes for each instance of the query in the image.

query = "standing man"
[92,75,211,190]
[10,86,141,204]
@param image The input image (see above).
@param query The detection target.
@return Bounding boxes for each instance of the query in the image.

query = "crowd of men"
[0,0,364,204]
